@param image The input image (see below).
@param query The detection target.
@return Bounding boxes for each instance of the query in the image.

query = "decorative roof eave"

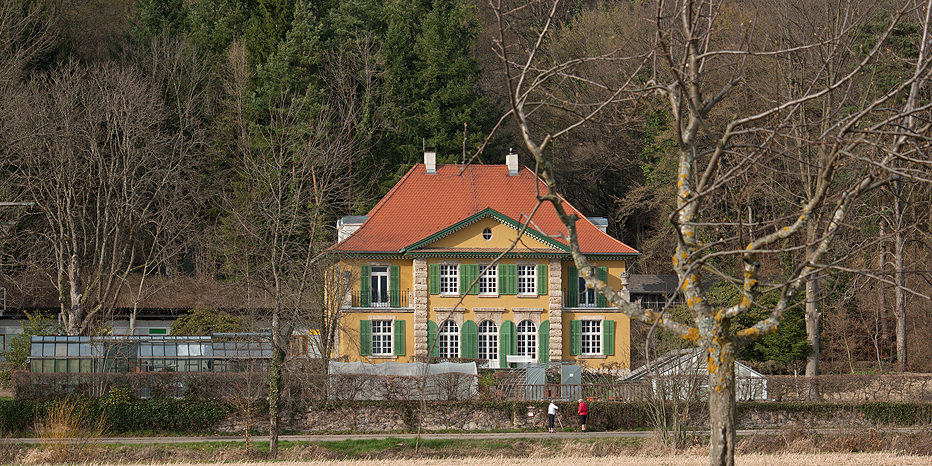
[329,251,638,261]
[406,251,567,259]
[401,207,570,253]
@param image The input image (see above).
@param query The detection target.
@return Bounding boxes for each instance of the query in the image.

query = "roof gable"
[332,164,639,256]
[406,208,566,252]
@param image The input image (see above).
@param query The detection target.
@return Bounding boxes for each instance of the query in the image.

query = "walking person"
[577,399,588,432]
[547,400,558,433]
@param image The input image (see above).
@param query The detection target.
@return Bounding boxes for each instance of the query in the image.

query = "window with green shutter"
[602,319,615,356]
[596,266,608,307]
[429,264,439,294]
[569,319,581,355]
[537,264,548,295]
[500,264,517,295]
[393,319,406,356]
[461,264,479,295]
[427,320,439,357]
[359,265,370,307]
[499,320,515,368]
[389,265,400,307]
[359,320,371,356]
[461,320,478,359]
[567,266,578,307]
[538,320,550,363]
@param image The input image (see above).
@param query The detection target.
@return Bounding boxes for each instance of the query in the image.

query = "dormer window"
[482,228,492,240]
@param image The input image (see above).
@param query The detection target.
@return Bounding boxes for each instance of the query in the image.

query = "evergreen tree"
[379,0,493,182]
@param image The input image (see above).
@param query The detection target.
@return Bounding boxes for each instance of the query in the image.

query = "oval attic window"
[482,228,493,241]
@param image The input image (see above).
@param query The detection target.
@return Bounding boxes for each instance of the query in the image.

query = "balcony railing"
[350,289,409,308]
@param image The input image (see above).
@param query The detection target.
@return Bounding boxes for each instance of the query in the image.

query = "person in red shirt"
[577,399,588,431]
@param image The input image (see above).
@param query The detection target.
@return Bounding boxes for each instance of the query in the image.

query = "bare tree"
[5,60,200,335]
[489,1,932,465]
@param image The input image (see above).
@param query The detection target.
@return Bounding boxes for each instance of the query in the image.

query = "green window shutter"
[537,264,548,295]
[429,264,439,294]
[538,320,550,363]
[570,319,581,356]
[500,264,517,295]
[461,264,479,295]
[389,265,400,307]
[462,320,478,359]
[603,319,615,356]
[360,265,370,307]
[597,266,608,307]
[499,320,515,368]
[359,320,371,356]
[567,266,578,307]
[393,319,406,356]
[428,320,439,357]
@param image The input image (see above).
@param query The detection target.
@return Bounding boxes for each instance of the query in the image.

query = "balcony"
[350,289,410,308]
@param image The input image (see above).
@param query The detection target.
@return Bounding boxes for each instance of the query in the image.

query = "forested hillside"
[0,0,930,378]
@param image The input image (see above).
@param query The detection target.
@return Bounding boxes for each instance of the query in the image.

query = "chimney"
[337,215,368,243]
[424,149,436,174]
[588,217,608,233]
[506,150,518,175]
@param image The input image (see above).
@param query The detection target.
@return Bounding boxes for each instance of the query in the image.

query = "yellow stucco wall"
[333,219,632,369]
[430,217,555,250]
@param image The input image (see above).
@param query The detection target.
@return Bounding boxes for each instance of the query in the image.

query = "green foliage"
[704,281,810,373]
[3,312,61,371]
[170,308,246,335]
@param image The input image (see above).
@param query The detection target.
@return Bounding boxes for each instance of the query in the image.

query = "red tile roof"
[332,164,639,255]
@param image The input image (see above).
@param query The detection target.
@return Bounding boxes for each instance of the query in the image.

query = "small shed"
[621,349,768,401]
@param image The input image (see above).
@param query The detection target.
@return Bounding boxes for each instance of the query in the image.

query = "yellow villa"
[328,151,639,369]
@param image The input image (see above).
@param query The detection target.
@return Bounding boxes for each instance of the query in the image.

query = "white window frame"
[369,266,389,307]
[517,264,537,295]
[478,320,498,366]
[580,319,602,356]
[479,264,498,296]
[578,276,597,307]
[439,264,459,295]
[439,320,460,358]
[371,319,394,356]
[516,320,537,360]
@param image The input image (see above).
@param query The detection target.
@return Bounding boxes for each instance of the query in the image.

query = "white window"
[517,320,537,360]
[578,276,597,307]
[479,264,497,295]
[580,320,602,355]
[371,320,393,356]
[439,320,459,358]
[478,320,498,365]
[370,266,389,307]
[517,265,537,295]
[440,264,458,295]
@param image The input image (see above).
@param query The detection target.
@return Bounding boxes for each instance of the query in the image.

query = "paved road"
[2,427,925,444]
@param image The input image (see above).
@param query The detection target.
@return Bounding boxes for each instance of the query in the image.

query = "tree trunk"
[805,222,821,399]
[878,214,890,362]
[65,254,84,336]
[268,310,284,458]
[708,339,737,466]
[894,182,907,372]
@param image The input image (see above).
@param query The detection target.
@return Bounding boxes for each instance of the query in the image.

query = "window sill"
[517,294,539,298]
[479,293,500,298]
[368,355,399,361]
[578,354,607,359]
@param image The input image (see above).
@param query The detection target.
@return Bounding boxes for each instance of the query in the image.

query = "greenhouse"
[28,334,273,373]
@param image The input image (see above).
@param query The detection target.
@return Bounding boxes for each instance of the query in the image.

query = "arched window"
[478,320,499,365]
[516,320,537,359]
[439,320,460,358]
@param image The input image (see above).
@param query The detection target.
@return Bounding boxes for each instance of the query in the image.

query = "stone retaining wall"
[212,402,886,434]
